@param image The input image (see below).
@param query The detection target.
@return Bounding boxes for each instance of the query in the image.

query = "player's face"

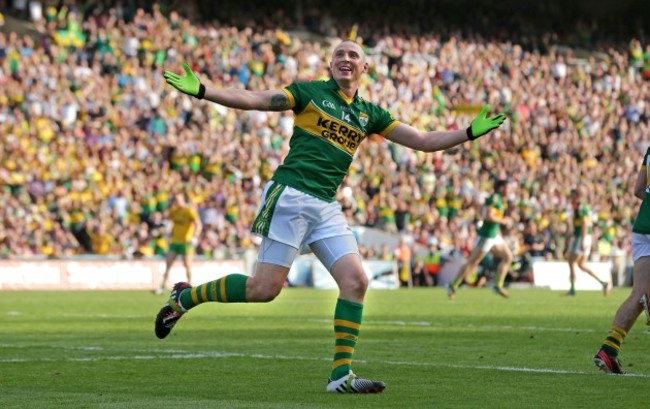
[570,189,581,204]
[330,41,368,83]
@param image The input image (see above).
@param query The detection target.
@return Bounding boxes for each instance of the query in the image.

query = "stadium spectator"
[153,39,505,394]
[395,235,413,286]
[89,221,116,255]
[417,238,445,287]
[0,1,647,285]
[519,219,548,279]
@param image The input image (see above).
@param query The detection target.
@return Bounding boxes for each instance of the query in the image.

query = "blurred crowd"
[0,1,649,282]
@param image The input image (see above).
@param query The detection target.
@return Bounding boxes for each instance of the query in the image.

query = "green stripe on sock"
[179,274,249,310]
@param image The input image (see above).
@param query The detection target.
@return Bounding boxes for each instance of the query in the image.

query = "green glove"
[466,105,506,140]
[163,63,206,99]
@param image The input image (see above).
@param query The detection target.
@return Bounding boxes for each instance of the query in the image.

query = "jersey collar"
[327,77,361,104]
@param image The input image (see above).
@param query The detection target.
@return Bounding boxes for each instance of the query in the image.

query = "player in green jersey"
[594,146,650,374]
[155,40,506,392]
[446,179,514,300]
[565,187,611,296]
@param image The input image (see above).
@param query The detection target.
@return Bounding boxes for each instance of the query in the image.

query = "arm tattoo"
[269,93,290,111]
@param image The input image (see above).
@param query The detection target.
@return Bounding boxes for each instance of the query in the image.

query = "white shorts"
[475,235,504,253]
[632,233,650,262]
[568,235,592,257]
[251,181,354,252]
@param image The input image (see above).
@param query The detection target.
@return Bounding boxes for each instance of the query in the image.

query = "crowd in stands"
[0,1,649,283]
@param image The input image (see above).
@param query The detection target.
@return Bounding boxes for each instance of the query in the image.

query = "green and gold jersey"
[478,193,504,238]
[633,147,650,234]
[170,205,199,243]
[273,78,400,202]
[573,202,593,237]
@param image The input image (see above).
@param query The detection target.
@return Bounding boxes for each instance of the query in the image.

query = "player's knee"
[248,280,283,302]
[347,271,368,297]
[256,289,280,302]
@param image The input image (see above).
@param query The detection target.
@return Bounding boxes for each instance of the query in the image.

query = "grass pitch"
[1,287,648,408]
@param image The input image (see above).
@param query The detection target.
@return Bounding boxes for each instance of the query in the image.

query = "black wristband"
[197,83,206,100]
[466,126,476,141]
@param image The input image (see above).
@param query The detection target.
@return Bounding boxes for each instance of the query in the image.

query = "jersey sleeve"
[485,194,496,208]
[284,82,307,113]
[169,207,179,223]
[369,104,400,136]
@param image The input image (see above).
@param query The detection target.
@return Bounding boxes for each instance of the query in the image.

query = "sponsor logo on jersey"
[322,100,336,110]
[294,102,366,155]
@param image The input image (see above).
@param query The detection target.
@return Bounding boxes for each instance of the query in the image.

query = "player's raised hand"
[163,62,206,99]
[466,105,506,140]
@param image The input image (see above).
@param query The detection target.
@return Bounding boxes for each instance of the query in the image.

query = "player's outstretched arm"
[385,105,506,152]
[634,166,648,200]
[163,62,292,111]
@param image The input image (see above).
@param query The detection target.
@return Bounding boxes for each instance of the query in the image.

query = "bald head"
[332,40,366,61]
[330,40,368,87]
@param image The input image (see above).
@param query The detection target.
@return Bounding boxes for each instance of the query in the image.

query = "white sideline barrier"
[0,259,247,291]
[0,258,614,292]
[288,255,399,289]
[532,261,612,291]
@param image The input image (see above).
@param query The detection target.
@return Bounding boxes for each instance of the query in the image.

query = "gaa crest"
[359,112,368,127]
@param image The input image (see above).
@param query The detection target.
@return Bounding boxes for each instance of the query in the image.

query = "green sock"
[330,298,363,381]
[179,274,248,311]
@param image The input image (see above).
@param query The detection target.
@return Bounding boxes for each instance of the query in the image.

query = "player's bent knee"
[248,284,282,302]
[246,275,285,302]
[255,290,280,303]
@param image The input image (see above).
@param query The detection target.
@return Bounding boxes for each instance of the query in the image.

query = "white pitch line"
[384,360,650,378]
[1,348,649,378]
[50,312,604,334]
[363,320,598,333]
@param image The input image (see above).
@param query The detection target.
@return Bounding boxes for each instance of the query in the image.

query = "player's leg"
[154,238,295,339]
[491,241,513,298]
[575,237,611,295]
[447,238,489,299]
[576,254,607,285]
[158,249,178,294]
[313,237,385,393]
[181,248,193,284]
[566,246,578,296]
[594,255,650,374]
